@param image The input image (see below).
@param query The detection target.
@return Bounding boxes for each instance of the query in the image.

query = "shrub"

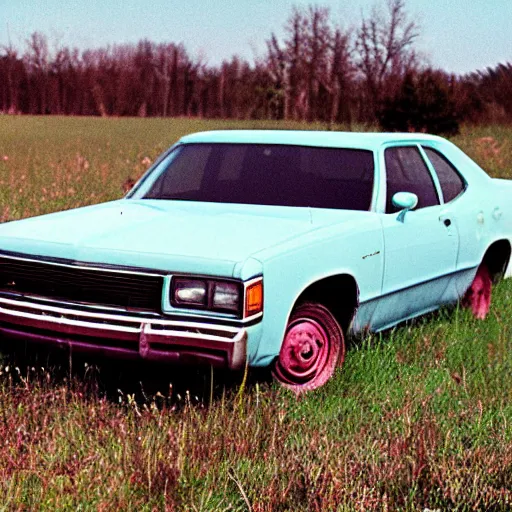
[379,70,460,136]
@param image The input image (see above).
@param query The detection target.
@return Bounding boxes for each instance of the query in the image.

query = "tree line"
[1,0,511,132]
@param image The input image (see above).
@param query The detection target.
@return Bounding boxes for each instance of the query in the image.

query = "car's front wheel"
[273,302,344,393]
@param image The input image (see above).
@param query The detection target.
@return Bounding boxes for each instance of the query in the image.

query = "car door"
[420,144,478,295]
[374,144,460,329]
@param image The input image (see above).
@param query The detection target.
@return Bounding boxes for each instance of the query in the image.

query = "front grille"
[0,255,164,312]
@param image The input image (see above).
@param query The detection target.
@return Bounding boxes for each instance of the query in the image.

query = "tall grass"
[0,116,511,510]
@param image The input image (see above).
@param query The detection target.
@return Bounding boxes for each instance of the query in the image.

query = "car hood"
[0,199,363,277]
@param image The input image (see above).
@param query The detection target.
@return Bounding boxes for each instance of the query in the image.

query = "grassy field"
[0,116,512,511]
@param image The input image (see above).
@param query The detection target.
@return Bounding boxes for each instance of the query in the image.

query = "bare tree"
[355,0,419,120]
[267,7,307,120]
[266,6,336,121]
[24,32,51,113]
[265,34,288,118]
[303,6,332,121]
[0,43,24,114]
[327,28,353,125]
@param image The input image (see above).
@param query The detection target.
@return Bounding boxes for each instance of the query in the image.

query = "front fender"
[250,219,384,366]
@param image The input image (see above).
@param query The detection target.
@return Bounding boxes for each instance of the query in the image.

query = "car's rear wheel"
[273,302,344,393]
[462,263,492,319]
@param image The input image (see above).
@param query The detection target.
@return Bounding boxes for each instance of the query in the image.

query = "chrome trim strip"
[0,297,241,339]
[242,311,263,323]
[0,292,263,325]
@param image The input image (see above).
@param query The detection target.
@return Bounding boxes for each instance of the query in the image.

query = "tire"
[462,263,492,319]
[273,302,345,393]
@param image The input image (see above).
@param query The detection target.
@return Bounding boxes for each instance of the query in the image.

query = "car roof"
[179,130,446,151]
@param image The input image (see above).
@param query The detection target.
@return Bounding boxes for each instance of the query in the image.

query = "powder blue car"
[0,131,511,392]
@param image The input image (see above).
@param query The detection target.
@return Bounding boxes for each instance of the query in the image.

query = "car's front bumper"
[0,296,247,369]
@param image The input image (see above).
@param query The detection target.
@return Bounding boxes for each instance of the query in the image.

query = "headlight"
[212,282,239,311]
[174,279,207,307]
[171,277,242,314]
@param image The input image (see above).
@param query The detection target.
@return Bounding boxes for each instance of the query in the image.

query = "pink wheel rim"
[274,318,331,386]
[463,264,492,319]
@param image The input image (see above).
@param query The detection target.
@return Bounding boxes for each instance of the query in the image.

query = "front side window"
[422,147,466,203]
[385,146,440,212]
[141,143,375,211]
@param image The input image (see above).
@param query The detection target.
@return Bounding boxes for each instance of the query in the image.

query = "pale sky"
[1,0,511,75]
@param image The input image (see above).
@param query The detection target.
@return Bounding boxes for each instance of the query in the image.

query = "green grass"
[0,116,512,510]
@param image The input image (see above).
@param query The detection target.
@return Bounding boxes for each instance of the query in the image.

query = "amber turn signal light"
[245,280,263,318]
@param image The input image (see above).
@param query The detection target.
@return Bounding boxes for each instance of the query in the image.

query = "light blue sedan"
[0,131,511,392]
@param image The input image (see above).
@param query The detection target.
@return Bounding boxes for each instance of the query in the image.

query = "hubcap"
[275,318,330,384]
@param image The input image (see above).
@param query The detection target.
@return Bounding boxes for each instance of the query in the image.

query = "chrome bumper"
[0,297,247,369]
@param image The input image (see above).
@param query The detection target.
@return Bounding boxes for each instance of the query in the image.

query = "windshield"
[139,143,374,211]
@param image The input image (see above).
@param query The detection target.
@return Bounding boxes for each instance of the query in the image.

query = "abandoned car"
[0,130,511,392]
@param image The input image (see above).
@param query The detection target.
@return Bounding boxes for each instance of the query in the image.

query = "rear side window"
[385,146,440,212]
[422,147,466,203]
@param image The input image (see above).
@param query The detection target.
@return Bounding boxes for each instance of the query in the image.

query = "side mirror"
[392,192,418,223]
